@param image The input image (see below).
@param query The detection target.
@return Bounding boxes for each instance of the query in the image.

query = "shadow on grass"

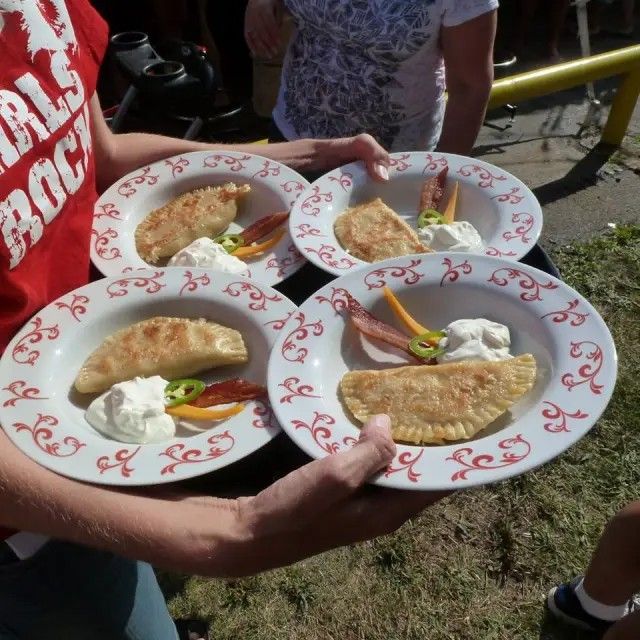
[538,608,600,640]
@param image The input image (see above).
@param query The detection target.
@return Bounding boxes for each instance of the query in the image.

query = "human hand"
[311,133,391,182]
[245,0,283,60]
[216,415,448,577]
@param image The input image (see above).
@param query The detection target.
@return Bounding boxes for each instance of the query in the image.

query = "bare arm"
[436,11,496,156]
[89,95,389,192]
[0,417,445,577]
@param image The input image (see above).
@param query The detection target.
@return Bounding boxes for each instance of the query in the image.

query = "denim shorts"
[0,540,177,640]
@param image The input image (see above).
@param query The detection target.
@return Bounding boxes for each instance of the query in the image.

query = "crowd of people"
[0,1,637,639]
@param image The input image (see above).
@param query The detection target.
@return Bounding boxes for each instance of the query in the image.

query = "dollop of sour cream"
[419,221,483,253]
[168,237,247,273]
[86,376,176,444]
[437,319,511,364]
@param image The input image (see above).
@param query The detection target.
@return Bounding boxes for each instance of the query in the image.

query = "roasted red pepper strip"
[240,211,290,246]
[418,167,448,214]
[346,294,415,353]
[192,378,267,408]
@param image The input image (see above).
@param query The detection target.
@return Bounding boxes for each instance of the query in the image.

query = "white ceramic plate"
[289,152,543,277]
[0,268,296,486]
[91,151,310,286]
[267,253,616,490]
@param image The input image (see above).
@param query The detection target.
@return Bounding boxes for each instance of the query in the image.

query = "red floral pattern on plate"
[363,259,423,289]
[541,299,589,327]
[281,312,323,363]
[314,287,350,313]
[447,434,531,482]
[305,244,356,270]
[222,281,283,311]
[106,272,166,298]
[300,185,333,216]
[561,341,604,395]
[292,412,357,454]
[91,228,122,261]
[2,381,48,407]
[502,213,534,244]
[542,401,589,433]
[97,447,141,478]
[278,377,320,404]
[160,431,235,475]
[422,153,448,173]
[485,247,518,258]
[179,271,211,296]
[12,414,85,457]
[295,223,326,239]
[488,268,558,302]
[264,310,295,332]
[93,203,122,220]
[202,153,250,171]
[389,154,411,172]
[328,171,353,191]
[252,159,281,179]
[252,400,278,429]
[457,164,507,188]
[384,450,424,483]
[117,166,159,197]
[491,187,524,204]
[54,294,89,322]
[164,156,190,178]
[12,318,60,366]
[440,257,472,287]
[281,179,306,206]
[265,244,305,278]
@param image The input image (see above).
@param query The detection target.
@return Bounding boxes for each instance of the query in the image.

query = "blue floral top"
[273,0,498,151]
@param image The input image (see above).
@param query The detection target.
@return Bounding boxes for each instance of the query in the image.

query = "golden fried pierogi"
[75,317,248,394]
[334,198,429,262]
[340,354,537,444]
[135,183,250,263]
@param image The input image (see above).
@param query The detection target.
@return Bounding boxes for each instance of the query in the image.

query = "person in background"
[245,0,498,156]
[0,1,446,639]
[590,0,636,38]
[548,500,640,639]
[511,0,571,62]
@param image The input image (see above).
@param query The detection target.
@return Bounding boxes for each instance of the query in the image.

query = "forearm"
[97,133,324,191]
[436,85,492,156]
[0,430,239,575]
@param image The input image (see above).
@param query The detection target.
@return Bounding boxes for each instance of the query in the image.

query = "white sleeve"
[442,0,499,28]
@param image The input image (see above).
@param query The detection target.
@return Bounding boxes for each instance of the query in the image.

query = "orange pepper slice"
[383,286,438,342]
[442,181,459,224]
[166,403,245,420]
[233,228,286,258]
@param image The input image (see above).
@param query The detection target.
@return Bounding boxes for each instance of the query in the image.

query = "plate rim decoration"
[267,252,617,490]
[0,267,297,486]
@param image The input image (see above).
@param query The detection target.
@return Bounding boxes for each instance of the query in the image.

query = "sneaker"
[547,577,617,635]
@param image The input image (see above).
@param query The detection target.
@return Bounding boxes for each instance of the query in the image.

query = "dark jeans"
[0,541,177,640]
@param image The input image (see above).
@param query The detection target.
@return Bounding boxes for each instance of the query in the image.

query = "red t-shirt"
[0,0,108,540]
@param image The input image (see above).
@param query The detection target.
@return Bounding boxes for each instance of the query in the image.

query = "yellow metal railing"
[490,44,640,146]
[251,44,640,147]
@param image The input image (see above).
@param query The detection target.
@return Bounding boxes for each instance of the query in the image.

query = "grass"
[163,226,640,640]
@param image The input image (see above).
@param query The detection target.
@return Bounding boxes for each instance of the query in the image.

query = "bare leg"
[546,0,571,61]
[604,610,640,640]
[583,501,640,606]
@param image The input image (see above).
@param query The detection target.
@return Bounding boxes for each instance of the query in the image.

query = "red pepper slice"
[419,167,448,214]
[240,211,290,246]
[346,294,415,355]
[192,378,267,407]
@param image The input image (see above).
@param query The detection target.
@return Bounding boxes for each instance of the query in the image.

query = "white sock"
[574,578,629,622]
